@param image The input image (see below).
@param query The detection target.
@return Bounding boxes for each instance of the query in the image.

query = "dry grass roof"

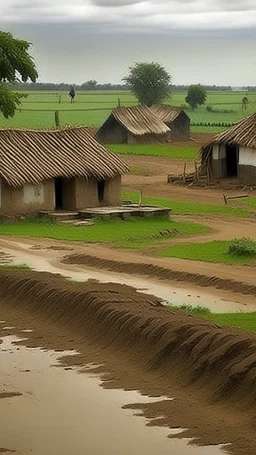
[111,105,170,136]
[151,104,188,124]
[0,126,129,187]
[209,112,256,149]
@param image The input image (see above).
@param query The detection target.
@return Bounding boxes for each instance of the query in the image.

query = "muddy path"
[0,270,256,454]
[0,236,255,312]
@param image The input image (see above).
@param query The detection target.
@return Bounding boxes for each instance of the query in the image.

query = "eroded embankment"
[62,253,256,297]
[0,270,256,454]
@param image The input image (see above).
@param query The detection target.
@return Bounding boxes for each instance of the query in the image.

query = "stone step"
[39,211,79,222]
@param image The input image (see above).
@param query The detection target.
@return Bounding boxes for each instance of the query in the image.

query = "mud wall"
[168,113,190,141]
[0,179,55,216]
[102,175,121,205]
[238,165,256,185]
[127,132,168,144]
[96,117,128,144]
[75,177,99,209]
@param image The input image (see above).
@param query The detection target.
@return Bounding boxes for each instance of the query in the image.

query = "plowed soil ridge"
[0,269,256,411]
[62,254,256,296]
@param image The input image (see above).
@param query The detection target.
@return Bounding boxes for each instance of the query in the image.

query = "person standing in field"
[69,86,76,104]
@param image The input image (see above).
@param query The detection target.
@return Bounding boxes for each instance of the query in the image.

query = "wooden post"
[138,190,142,207]
[183,163,187,183]
[54,111,60,128]
[206,166,210,185]
[223,193,227,205]
[117,98,121,107]
[194,161,199,183]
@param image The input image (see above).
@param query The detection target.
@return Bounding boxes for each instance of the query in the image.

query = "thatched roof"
[207,112,256,149]
[151,104,188,124]
[0,126,129,188]
[111,105,170,136]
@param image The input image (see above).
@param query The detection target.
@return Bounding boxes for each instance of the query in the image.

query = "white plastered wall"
[239,147,256,167]
[23,183,45,205]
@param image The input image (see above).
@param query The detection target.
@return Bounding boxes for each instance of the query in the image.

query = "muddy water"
[0,336,223,455]
[0,239,255,313]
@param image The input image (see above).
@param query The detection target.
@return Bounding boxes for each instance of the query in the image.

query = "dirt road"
[0,236,255,312]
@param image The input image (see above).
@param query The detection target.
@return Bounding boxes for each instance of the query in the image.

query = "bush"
[228,237,256,256]
[206,105,213,112]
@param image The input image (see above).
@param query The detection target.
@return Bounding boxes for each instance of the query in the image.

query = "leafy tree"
[123,62,172,107]
[81,80,98,90]
[0,31,38,118]
[185,85,207,110]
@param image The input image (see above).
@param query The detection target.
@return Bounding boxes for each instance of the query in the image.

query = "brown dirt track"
[0,270,256,454]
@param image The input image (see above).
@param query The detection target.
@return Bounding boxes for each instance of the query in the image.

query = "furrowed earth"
[1,126,256,455]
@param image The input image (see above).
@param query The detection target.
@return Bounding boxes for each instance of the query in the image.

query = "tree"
[0,31,38,118]
[123,62,172,107]
[81,80,98,90]
[185,85,207,110]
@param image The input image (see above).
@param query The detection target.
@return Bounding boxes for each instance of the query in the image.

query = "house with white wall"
[201,113,256,185]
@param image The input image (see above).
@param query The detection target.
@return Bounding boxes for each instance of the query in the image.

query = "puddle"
[0,336,223,455]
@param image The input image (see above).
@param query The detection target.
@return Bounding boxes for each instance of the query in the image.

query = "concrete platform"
[79,205,171,220]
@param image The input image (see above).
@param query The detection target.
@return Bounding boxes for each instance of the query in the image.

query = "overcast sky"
[1,0,256,85]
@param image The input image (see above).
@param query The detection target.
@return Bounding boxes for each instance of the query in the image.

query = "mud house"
[151,105,190,140]
[200,113,256,185]
[0,127,129,216]
[96,105,170,144]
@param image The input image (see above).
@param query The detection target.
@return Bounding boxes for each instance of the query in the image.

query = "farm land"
[0,88,256,323]
[1,89,256,131]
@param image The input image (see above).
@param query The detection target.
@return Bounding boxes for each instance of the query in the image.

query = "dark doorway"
[97,180,105,203]
[226,144,239,177]
[55,178,63,209]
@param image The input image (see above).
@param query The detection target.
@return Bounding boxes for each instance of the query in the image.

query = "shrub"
[206,105,213,112]
[228,237,256,256]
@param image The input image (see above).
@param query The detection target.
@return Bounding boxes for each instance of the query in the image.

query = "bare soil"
[0,270,256,455]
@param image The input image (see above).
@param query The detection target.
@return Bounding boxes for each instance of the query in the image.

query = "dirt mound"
[1,270,256,454]
[62,254,256,297]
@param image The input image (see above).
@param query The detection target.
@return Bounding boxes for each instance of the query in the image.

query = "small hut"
[151,105,190,140]
[0,126,129,216]
[96,105,170,144]
[201,113,256,185]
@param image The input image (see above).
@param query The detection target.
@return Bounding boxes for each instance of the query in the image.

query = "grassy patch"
[122,192,250,218]
[231,196,256,210]
[161,240,256,264]
[0,217,208,249]
[108,144,198,160]
[168,304,256,333]
[0,264,30,270]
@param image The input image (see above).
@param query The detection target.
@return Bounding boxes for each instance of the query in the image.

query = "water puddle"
[0,336,223,455]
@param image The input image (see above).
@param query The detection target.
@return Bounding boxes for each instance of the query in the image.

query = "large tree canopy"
[123,62,172,107]
[0,31,38,118]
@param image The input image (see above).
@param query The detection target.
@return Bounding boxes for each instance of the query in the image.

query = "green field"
[0,216,208,250]
[109,144,198,160]
[168,305,256,333]
[0,89,255,132]
[122,192,251,217]
[161,240,256,265]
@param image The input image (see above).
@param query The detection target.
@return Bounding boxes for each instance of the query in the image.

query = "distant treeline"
[7,81,256,92]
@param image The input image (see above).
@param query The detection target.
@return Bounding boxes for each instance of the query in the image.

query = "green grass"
[231,196,256,210]
[122,192,250,218]
[1,89,256,132]
[168,304,256,333]
[108,144,198,160]
[161,240,256,264]
[0,217,208,249]
[0,264,30,270]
